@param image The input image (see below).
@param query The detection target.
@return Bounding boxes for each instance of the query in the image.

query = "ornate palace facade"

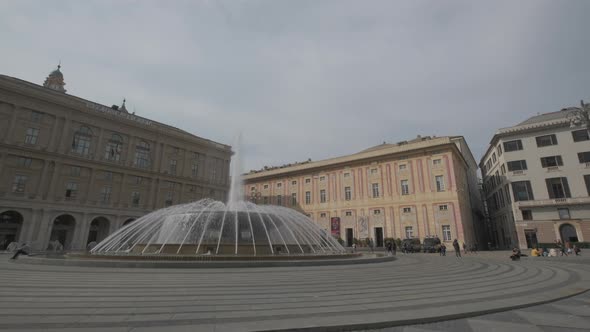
[242,136,484,248]
[0,66,231,251]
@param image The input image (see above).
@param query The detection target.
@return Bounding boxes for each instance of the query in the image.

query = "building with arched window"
[0,66,231,250]
[480,105,590,249]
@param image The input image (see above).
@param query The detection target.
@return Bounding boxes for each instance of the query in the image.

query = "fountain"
[90,135,347,259]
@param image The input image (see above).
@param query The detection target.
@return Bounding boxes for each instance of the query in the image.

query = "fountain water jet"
[91,134,346,257]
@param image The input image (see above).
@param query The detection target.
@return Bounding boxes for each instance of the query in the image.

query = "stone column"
[37,213,55,251]
[48,116,60,151]
[85,168,96,203]
[48,161,62,200]
[72,213,90,250]
[36,160,51,199]
[126,136,136,166]
[118,173,127,207]
[3,105,18,144]
[94,127,105,161]
[58,116,72,154]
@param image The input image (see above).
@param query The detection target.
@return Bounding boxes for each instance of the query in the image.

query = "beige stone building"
[0,66,231,251]
[480,103,590,249]
[242,136,483,248]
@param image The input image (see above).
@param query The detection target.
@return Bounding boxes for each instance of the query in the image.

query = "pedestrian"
[473,242,478,254]
[462,242,467,254]
[439,243,447,256]
[352,243,356,253]
[453,239,461,258]
[391,241,397,256]
[386,242,392,256]
[10,243,30,260]
[573,245,581,256]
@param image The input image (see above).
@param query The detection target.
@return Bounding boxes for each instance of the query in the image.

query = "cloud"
[1,0,589,172]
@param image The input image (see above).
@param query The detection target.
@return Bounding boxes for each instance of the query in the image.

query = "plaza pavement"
[0,251,588,331]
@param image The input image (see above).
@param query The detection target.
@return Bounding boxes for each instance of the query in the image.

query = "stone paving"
[0,251,588,331]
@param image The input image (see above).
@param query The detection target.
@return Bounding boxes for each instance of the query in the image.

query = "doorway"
[374,227,384,247]
[0,211,23,250]
[524,229,538,248]
[560,224,578,243]
[346,228,353,247]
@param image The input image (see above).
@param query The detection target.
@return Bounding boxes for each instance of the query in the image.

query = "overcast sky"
[1,0,589,172]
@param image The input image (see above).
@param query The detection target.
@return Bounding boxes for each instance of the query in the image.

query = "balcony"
[546,166,560,172]
[516,196,590,208]
[511,170,524,176]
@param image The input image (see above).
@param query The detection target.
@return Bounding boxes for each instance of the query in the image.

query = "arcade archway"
[0,211,23,250]
[87,217,110,244]
[49,214,76,250]
[560,223,578,243]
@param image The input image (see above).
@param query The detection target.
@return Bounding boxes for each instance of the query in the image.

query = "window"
[536,134,558,147]
[65,182,78,199]
[373,209,381,215]
[345,211,352,216]
[305,178,311,183]
[507,160,527,171]
[500,164,506,175]
[277,183,282,188]
[371,168,377,174]
[165,192,173,206]
[320,189,326,203]
[71,166,81,177]
[492,153,497,163]
[103,171,113,181]
[30,110,43,122]
[24,128,39,145]
[540,156,563,168]
[399,164,407,170]
[503,140,523,152]
[12,175,27,193]
[192,152,201,160]
[343,173,350,178]
[585,175,590,195]
[263,196,268,204]
[558,208,570,220]
[263,184,269,189]
[134,176,143,185]
[345,186,352,200]
[433,159,442,166]
[192,164,198,177]
[512,181,534,201]
[522,210,533,220]
[291,193,297,206]
[17,157,32,168]
[442,225,451,241]
[104,134,123,161]
[435,176,445,192]
[305,191,311,204]
[497,144,503,156]
[100,186,112,203]
[72,126,92,155]
[131,191,140,207]
[319,176,325,181]
[403,207,411,213]
[291,180,297,185]
[134,141,150,169]
[439,204,448,211]
[546,177,571,199]
[405,226,413,239]
[572,129,590,142]
[578,152,590,163]
[401,180,409,195]
[372,183,380,198]
[277,195,282,206]
[320,213,326,218]
[173,147,179,154]
[169,159,177,175]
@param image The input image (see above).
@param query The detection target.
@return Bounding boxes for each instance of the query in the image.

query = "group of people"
[511,239,582,260]
[386,241,397,255]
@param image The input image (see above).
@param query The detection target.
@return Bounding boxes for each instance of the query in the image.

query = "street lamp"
[566,100,590,129]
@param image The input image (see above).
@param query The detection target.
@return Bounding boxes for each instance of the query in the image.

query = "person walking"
[391,241,397,256]
[10,243,30,260]
[386,242,392,256]
[453,239,461,258]
[462,242,467,255]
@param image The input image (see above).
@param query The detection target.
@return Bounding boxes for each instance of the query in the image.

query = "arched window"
[105,133,123,161]
[134,140,150,169]
[560,223,578,243]
[72,126,93,156]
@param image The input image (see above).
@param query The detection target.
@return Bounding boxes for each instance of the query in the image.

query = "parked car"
[401,238,421,253]
[422,237,442,253]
